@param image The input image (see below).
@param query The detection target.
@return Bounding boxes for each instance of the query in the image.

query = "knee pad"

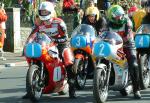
[62,48,74,66]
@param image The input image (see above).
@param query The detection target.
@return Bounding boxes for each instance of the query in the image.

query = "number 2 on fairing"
[139,37,143,46]
[99,43,105,56]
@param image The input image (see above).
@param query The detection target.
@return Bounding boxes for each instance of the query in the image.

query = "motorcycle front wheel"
[74,58,87,90]
[139,54,150,89]
[26,65,43,102]
[93,67,108,103]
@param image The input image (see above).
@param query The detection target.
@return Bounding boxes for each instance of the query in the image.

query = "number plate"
[25,43,42,58]
[71,35,87,48]
[93,41,111,57]
[135,35,150,48]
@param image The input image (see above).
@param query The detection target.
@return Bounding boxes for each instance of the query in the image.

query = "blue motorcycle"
[135,24,150,89]
[70,24,96,89]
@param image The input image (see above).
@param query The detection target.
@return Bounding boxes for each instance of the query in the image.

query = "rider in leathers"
[81,6,108,76]
[82,6,108,35]
[107,5,141,99]
[23,1,76,99]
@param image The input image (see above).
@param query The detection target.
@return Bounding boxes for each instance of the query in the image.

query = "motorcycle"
[24,32,68,101]
[70,24,96,89]
[134,24,150,89]
[92,31,133,103]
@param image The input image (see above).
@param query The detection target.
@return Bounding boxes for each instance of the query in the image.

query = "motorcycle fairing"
[110,64,128,90]
[93,41,127,68]
[43,61,66,94]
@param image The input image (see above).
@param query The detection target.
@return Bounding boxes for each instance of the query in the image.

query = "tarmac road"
[1,65,150,103]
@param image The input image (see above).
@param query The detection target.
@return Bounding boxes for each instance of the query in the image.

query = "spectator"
[87,0,95,7]
[73,8,84,29]
[82,0,100,23]
[15,0,26,20]
[132,4,146,31]
[142,0,150,24]
[128,5,138,31]
[62,0,79,13]
[104,0,111,10]
[0,3,7,60]
[82,6,108,35]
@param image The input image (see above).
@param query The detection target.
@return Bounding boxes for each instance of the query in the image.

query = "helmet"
[86,6,100,20]
[107,5,126,25]
[128,6,138,17]
[38,1,55,21]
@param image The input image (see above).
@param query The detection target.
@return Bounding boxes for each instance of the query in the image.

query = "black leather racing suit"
[108,17,140,93]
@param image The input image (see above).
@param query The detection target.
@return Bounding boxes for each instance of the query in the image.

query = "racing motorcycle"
[70,24,96,89]
[134,24,150,89]
[92,31,133,103]
[24,32,68,101]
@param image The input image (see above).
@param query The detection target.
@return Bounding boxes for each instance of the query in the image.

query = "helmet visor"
[112,15,125,24]
[39,10,51,16]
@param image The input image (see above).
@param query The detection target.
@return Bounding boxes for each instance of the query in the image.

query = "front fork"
[39,62,44,87]
[30,60,45,87]
[75,54,88,74]
[97,59,111,88]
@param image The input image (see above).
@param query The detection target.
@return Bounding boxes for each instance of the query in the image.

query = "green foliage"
[3,0,13,7]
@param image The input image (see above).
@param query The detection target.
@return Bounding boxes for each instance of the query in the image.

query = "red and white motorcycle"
[24,32,68,102]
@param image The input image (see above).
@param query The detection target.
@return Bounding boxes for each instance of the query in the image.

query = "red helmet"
[128,6,138,17]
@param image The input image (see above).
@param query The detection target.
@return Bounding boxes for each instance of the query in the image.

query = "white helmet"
[38,1,55,20]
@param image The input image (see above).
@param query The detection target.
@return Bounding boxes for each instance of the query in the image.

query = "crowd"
[1,0,150,100]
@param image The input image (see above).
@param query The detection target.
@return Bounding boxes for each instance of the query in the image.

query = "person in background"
[132,0,146,31]
[82,0,99,24]
[128,5,138,31]
[73,8,84,29]
[0,3,7,61]
[15,0,25,9]
[104,0,111,10]
[15,0,26,21]
[87,0,96,7]
[82,5,108,35]
[62,0,79,13]
[107,5,141,99]
[22,1,76,99]
[142,0,150,24]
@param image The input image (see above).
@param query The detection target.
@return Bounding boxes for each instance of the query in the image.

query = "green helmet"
[107,5,126,25]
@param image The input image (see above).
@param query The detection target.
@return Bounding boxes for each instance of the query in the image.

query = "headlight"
[48,46,59,58]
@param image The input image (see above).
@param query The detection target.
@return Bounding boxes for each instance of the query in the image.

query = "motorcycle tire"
[26,65,42,102]
[74,58,87,90]
[138,54,150,89]
[93,67,108,103]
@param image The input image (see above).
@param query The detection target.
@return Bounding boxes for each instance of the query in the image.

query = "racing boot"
[68,79,76,99]
[66,65,77,99]
[134,91,141,99]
